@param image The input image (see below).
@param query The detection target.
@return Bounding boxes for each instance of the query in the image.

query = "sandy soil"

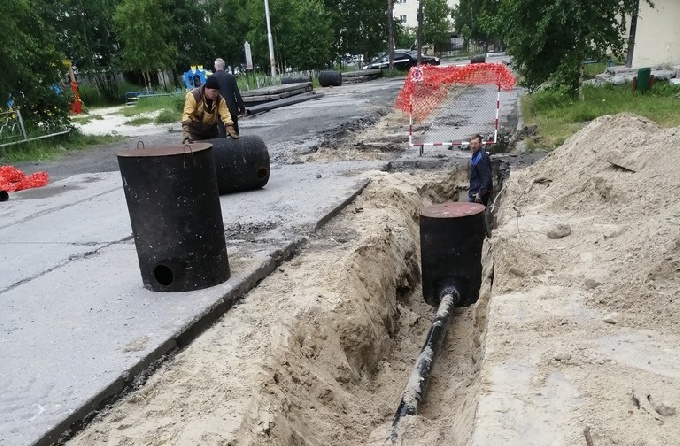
[485,113,679,445]
[72,106,174,137]
[65,112,678,446]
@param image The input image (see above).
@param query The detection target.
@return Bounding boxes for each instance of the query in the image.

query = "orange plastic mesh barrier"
[0,166,49,193]
[395,63,517,123]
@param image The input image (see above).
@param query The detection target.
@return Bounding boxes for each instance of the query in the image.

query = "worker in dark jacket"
[468,134,493,206]
[213,58,247,137]
[181,75,237,143]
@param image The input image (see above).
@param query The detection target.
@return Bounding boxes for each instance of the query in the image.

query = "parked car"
[363,50,440,70]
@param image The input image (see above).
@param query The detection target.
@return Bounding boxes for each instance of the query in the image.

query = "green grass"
[70,114,104,125]
[583,62,608,78]
[0,130,123,162]
[127,116,154,126]
[121,94,184,117]
[521,82,680,149]
[154,108,180,124]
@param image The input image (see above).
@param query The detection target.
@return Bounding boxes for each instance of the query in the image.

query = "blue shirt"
[469,149,493,201]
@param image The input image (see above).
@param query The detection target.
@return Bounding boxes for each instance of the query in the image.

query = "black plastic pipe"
[388,287,460,444]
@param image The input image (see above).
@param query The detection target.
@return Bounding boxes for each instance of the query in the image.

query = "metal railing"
[0,107,70,148]
[0,108,28,145]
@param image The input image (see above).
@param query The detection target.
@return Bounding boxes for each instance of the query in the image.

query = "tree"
[202,0,249,71]
[395,25,417,49]
[45,0,121,72]
[1,0,71,131]
[323,0,388,63]
[625,0,641,68]
[283,0,333,69]
[492,0,654,93]
[422,0,452,53]
[114,0,176,90]
[245,0,333,72]
[44,0,123,101]
[453,0,499,51]
[273,0,333,70]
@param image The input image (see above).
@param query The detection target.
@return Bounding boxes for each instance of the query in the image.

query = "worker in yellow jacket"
[181,75,238,143]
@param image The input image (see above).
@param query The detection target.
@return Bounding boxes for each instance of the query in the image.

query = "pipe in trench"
[387,286,460,445]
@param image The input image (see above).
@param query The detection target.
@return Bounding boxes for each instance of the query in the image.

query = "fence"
[408,83,502,154]
[0,108,27,146]
[394,63,516,156]
[0,107,70,149]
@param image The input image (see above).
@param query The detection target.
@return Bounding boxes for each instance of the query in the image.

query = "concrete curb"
[36,238,306,446]
[33,178,369,445]
[2,163,385,446]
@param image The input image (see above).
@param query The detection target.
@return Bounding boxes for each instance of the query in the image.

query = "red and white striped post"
[493,84,501,144]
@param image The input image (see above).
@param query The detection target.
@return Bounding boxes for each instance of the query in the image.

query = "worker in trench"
[468,133,494,236]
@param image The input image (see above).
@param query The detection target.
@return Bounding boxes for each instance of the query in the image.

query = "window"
[399,0,407,3]
[399,15,407,23]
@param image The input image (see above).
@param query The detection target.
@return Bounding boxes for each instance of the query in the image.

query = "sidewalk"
[0,159,387,446]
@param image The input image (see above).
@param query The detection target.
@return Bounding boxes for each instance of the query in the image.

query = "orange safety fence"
[395,63,517,123]
[0,166,49,193]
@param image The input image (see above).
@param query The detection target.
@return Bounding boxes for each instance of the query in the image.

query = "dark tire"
[204,136,270,194]
[318,70,342,87]
[281,76,312,85]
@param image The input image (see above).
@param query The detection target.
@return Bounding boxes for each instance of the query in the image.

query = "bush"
[155,108,180,124]
[15,84,73,134]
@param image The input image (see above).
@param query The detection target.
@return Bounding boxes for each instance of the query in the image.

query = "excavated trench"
[67,166,500,446]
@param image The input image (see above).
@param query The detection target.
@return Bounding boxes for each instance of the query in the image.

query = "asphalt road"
[14,78,405,181]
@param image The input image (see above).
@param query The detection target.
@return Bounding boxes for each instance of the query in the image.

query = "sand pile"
[499,113,679,331]
[483,113,680,445]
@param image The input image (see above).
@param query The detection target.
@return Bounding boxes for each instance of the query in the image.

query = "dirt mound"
[296,112,410,163]
[500,113,679,331]
[513,113,679,214]
[489,113,680,444]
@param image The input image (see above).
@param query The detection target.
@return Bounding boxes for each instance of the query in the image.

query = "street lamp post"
[264,0,277,76]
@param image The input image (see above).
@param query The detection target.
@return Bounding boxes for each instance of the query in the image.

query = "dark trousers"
[186,121,218,141]
[469,191,493,237]
[217,114,239,137]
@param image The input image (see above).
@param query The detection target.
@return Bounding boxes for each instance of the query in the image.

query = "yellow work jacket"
[181,87,233,128]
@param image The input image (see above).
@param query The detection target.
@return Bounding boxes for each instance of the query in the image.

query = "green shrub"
[173,93,185,112]
[155,108,180,124]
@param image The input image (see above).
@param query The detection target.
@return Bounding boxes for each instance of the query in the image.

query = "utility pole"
[625,0,640,68]
[416,0,424,65]
[264,0,277,76]
[387,0,395,70]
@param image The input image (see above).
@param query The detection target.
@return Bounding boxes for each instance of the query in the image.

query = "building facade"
[631,0,680,68]
[393,0,459,29]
